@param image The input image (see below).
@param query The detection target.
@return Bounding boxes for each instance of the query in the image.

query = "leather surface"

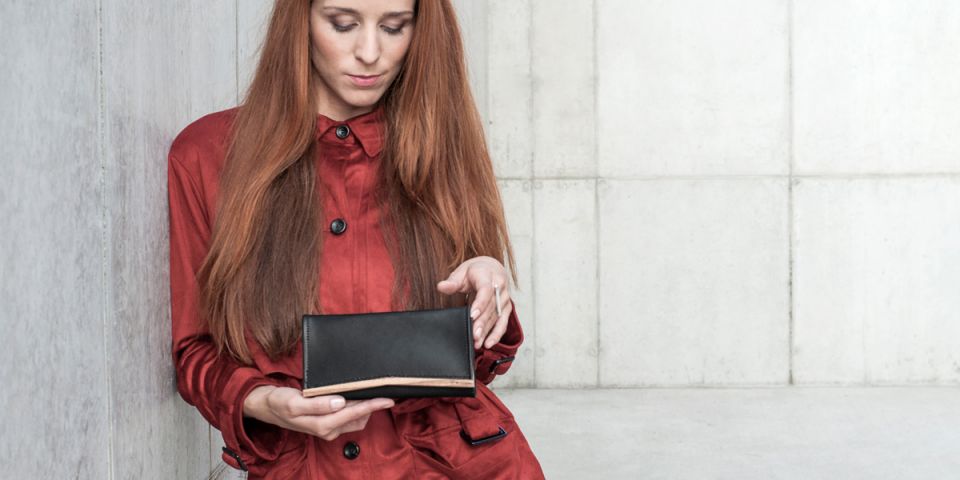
[302,306,476,399]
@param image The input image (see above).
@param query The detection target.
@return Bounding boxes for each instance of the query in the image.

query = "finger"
[336,414,373,434]
[484,301,513,349]
[289,394,347,417]
[436,278,465,295]
[496,283,512,318]
[437,263,471,295]
[479,281,511,348]
[474,297,498,348]
[320,398,394,431]
[329,415,371,438]
[471,276,505,347]
[469,282,495,321]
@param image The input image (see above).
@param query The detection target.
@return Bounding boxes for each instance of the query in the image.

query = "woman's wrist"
[243,385,278,421]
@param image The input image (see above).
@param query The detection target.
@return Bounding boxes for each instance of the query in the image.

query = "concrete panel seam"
[528,0,537,387]
[529,0,536,179]
[592,0,601,388]
[526,0,537,388]
[96,0,115,478]
[594,176,601,387]
[527,0,534,181]
[787,0,795,385]
[235,0,240,105]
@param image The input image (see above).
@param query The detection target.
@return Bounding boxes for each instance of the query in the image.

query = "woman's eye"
[332,22,356,32]
[381,23,406,35]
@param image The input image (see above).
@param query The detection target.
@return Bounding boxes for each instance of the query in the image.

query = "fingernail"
[474,327,482,337]
[379,400,394,409]
[471,309,480,318]
[331,397,345,409]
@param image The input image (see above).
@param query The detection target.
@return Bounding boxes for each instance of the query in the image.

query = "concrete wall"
[465,0,960,389]
[3,0,960,478]
[2,1,236,477]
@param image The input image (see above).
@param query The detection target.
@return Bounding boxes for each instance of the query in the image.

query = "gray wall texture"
[461,0,960,389]
[3,1,237,478]
[2,0,959,478]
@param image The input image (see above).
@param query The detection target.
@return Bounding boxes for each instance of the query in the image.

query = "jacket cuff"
[474,301,524,385]
[218,368,289,472]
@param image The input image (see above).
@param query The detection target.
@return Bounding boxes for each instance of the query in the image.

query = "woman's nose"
[354,27,381,65]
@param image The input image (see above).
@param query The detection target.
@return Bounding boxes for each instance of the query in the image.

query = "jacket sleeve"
[167,150,288,474]
[473,300,524,385]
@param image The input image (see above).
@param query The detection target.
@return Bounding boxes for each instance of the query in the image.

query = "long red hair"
[197,0,516,364]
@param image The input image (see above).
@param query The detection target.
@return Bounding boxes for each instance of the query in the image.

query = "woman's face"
[309,0,416,120]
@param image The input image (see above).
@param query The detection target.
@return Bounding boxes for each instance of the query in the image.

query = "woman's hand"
[243,386,394,441]
[436,255,513,350]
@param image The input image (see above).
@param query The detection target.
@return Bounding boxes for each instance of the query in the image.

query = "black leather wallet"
[301,306,476,400]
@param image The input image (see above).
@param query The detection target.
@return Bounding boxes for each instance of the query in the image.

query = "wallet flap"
[302,306,475,398]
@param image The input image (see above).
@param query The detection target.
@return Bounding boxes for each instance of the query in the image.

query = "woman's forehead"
[317,0,416,16]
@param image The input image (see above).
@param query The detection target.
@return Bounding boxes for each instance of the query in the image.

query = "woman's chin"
[341,90,385,109]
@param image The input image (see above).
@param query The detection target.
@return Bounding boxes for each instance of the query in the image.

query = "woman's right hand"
[243,385,395,441]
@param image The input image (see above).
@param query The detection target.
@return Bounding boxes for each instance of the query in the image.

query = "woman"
[167,0,545,478]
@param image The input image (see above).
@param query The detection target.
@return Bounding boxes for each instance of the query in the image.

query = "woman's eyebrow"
[323,6,414,18]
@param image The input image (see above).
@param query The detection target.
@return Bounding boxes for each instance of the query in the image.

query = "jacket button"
[343,441,360,460]
[335,125,350,139]
[330,218,347,235]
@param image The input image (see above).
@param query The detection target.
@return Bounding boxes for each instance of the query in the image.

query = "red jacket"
[167,105,545,479]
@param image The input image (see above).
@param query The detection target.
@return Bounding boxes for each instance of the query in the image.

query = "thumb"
[306,395,347,416]
[437,270,467,295]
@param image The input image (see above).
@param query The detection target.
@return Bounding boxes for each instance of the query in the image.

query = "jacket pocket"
[403,417,518,474]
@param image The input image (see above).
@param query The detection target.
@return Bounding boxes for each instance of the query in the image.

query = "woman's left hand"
[437,256,513,350]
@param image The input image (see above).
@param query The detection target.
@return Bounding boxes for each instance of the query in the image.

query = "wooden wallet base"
[303,377,474,397]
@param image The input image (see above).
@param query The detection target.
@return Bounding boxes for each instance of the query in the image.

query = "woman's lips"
[347,74,381,87]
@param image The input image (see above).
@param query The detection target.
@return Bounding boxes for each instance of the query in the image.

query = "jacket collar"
[315,103,385,158]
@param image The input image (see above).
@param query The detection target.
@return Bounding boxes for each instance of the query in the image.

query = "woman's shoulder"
[167,107,239,173]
